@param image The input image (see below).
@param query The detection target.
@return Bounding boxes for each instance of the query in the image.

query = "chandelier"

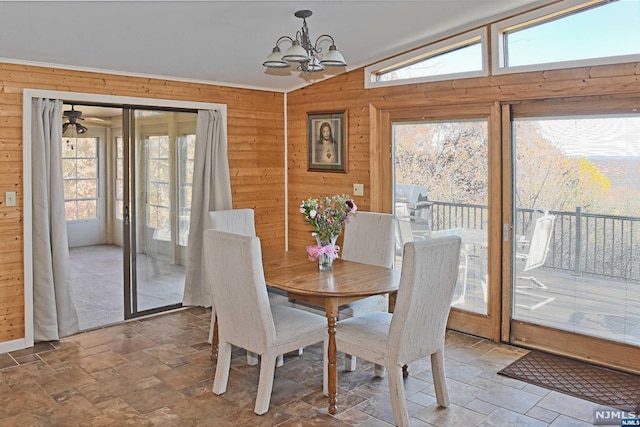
[263,10,347,73]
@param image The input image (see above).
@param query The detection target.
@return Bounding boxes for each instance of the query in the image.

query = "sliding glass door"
[508,96,640,371]
[121,108,197,317]
[387,104,500,339]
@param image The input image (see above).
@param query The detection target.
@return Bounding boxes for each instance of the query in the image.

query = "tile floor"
[0,307,611,426]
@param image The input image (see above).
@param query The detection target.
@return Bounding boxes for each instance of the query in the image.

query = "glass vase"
[316,235,339,271]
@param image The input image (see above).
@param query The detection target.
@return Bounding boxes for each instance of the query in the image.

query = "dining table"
[261,250,400,415]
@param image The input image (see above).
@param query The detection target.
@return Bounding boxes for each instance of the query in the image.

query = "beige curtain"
[31,98,80,341]
[183,110,232,306]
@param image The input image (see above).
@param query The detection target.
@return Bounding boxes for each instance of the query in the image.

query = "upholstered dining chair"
[329,235,461,427]
[339,211,395,373]
[204,208,293,366]
[204,230,328,415]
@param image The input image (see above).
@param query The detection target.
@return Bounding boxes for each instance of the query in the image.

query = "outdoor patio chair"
[204,230,327,415]
[514,212,556,310]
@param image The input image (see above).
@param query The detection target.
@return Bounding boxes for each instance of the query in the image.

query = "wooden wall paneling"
[0,62,285,344]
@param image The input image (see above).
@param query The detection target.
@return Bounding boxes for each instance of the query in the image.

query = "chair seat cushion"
[339,295,388,318]
[336,312,392,358]
[272,305,327,347]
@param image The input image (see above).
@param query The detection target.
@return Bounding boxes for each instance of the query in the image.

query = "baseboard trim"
[0,338,28,354]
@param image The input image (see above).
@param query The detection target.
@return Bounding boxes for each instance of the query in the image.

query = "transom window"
[365,28,488,89]
[492,0,640,74]
[62,137,99,221]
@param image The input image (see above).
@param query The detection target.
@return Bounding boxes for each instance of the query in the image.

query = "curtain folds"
[31,98,80,341]
[183,110,232,306]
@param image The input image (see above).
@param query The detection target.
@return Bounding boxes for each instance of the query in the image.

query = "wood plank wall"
[0,62,285,344]
[285,60,640,251]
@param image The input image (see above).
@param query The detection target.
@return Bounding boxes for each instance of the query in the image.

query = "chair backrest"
[204,208,256,237]
[524,214,555,271]
[203,230,275,352]
[341,211,395,268]
[388,236,462,364]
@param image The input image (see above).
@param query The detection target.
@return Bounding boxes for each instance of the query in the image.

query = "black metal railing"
[429,201,640,281]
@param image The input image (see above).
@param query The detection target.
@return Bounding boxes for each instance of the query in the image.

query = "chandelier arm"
[274,35,295,48]
[313,34,337,53]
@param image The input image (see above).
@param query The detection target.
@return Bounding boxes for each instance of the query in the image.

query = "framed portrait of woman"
[307,111,347,172]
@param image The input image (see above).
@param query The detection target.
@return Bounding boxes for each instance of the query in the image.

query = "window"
[146,135,171,238]
[492,0,640,74]
[115,137,124,220]
[365,28,488,89]
[178,134,195,246]
[62,137,99,221]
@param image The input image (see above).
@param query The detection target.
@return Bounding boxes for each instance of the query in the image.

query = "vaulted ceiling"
[0,1,554,93]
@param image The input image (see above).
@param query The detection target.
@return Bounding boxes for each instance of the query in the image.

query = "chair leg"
[254,353,277,415]
[345,354,356,371]
[208,314,215,344]
[374,364,387,377]
[388,366,409,427]
[212,341,232,395]
[247,351,259,366]
[431,349,450,407]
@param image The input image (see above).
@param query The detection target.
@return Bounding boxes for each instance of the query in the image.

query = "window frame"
[145,134,171,235]
[177,134,195,246]
[364,28,488,89]
[62,136,99,222]
[491,0,640,75]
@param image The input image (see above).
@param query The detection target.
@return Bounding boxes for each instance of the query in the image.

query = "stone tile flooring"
[0,307,611,426]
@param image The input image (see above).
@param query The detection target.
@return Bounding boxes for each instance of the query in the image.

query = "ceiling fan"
[62,105,89,135]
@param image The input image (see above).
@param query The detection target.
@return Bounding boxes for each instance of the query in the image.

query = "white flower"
[309,209,317,218]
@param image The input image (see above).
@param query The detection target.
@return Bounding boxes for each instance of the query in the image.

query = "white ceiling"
[0,1,554,93]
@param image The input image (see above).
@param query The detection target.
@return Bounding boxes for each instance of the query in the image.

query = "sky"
[508,0,640,66]
[535,116,640,157]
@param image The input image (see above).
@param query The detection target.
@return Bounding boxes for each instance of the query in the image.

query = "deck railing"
[429,201,640,281]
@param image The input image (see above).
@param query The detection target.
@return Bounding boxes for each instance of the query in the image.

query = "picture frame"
[307,111,347,172]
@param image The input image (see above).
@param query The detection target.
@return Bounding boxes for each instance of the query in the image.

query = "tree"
[394,121,488,204]
[514,121,610,213]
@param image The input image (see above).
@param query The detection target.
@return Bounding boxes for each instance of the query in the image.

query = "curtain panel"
[31,98,80,341]
[183,110,232,306]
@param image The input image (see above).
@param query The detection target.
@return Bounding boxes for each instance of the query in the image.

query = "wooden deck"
[452,255,640,346]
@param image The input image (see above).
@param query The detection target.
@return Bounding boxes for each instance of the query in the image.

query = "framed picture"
[308,111,347,172]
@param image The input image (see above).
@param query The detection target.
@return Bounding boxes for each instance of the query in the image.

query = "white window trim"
[491,0,640,75]
[364,28,488,89]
